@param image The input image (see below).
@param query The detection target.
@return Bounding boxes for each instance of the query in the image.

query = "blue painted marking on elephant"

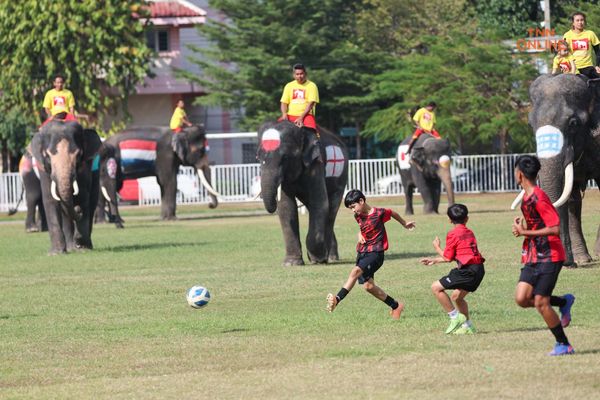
[119,139,157,177]
[535,125,563,159]
[92,155,100,172]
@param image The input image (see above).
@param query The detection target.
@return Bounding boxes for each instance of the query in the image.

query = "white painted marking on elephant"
[107,158,117,179]
[72,180,79,196]
[261,128,281,151]
[535,125,563,159]
[397,144,410,170]
[101,186,111,202]
[325,145,345,178]
[438,155,450,168]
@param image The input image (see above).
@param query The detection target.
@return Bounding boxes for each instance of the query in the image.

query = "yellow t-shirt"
[413,107,436,131]
[552,54,577,73]
[563,30,600,69]
[280,80,319,117]
[43,89,75,115]
[170,107,187,129]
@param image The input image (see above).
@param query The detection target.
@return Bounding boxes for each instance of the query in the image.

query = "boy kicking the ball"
[326,189,415,319]
[421,204,485,334]
[512,155,575,356]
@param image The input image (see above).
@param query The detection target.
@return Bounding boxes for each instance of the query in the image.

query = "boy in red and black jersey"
[326,190,415,319]
[512,155,575,356]
[421,204,485,334]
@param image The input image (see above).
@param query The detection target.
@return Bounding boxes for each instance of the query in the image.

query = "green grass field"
[1,193,599,399]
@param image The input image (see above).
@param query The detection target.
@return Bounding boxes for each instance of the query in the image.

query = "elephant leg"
[62,204,76,251]
[326,188,344,262]
[95,196,107,224]
[73,173,94,250]
[38,199,48,232]
[24,192,38,232]
[405,185,414,215]
[558,205,574,267]
[567,187,591,264]
[159,175,177,220]
[595,225,600,258]
[414,173,436,214]
[39,172,67,254]
[278,190,304,266]
[304,182,330,264]
[431,180,441,213]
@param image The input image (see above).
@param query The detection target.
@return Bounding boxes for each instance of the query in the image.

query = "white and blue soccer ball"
[186,285,211,309]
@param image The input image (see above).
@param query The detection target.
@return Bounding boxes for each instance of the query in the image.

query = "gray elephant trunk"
[261,168,281,214]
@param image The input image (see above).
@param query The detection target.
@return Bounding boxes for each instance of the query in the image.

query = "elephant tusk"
[510,190,525,210]
[553,162,574,208]
[101,186,111,202]
[197,168,221,197]
[51,181,61,202]
[73,180,79,196]
[277,185,282,202]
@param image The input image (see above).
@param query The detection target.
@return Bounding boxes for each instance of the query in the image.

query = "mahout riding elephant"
[512,73,600,266]
[98,125,218,223]
[257,120,348,265]
[396,133,455,215]
[9,148,48,232]
[30,120,102,254]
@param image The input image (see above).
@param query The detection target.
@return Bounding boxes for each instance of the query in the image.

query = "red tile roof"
[149,1,205,18]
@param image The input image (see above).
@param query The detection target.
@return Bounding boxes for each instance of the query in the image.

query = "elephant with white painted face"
[396,133,455,215]
[30,120,101,254]
[257,121,348,265]
[98,125,218,224]
[512,74,600,265]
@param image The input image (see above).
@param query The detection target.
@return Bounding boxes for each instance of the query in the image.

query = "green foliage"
[181,0,388,132]
[362,32,537,153]
[472,0,541,38]
[0,108,35,153]
[555,2,600,36]
[0,1,153,129]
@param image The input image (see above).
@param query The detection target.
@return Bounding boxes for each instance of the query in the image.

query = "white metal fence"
[1,153,597,211]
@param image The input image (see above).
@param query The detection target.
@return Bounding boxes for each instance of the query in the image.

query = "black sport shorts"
[355,251,384,284]
[519,262,562,296]
[440,263,485,292]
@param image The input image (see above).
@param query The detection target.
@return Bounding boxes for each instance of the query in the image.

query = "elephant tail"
[7,181,24,216]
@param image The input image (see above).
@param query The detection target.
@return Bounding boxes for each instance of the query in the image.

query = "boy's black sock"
[384,295,399,310]
[550,323,570,346]
[550,296,567,307]
[336,288,349,302]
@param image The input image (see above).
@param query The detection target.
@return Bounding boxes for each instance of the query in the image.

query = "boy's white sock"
[463,320,472,328]
[448,309,458,319]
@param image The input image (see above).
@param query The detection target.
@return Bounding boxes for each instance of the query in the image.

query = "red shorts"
[40,113,78,128]
[172,127,182,133]
[280,114,317,130]
[413,128,440,139]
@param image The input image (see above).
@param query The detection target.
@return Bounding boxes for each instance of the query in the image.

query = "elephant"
[512,73,600,266]
[98,125,218,223]
[30,120,102,254]
[257,120,349,266]
[9,148,48,232]
[396,133,455,215]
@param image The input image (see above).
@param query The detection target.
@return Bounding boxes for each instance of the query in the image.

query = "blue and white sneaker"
[548,342,574,356]
[559,294,575,328]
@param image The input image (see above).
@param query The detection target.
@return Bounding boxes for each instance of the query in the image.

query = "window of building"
[242,143,258,164]
[146,28,170,52]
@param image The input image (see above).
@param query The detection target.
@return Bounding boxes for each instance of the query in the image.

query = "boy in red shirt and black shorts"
[512,155,575,356]
[326,189,415,319]
[421,204,485,335]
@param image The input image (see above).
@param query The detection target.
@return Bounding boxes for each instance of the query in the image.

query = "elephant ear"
[30,132,50,172]
[302,130,321,168]
[82,129,102,161]
[171,132,188,162]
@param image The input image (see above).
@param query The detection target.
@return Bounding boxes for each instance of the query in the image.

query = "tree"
[0,108,35,172]
[0,1,153,128]
[362,31,538,154]
[181,0,389,133]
